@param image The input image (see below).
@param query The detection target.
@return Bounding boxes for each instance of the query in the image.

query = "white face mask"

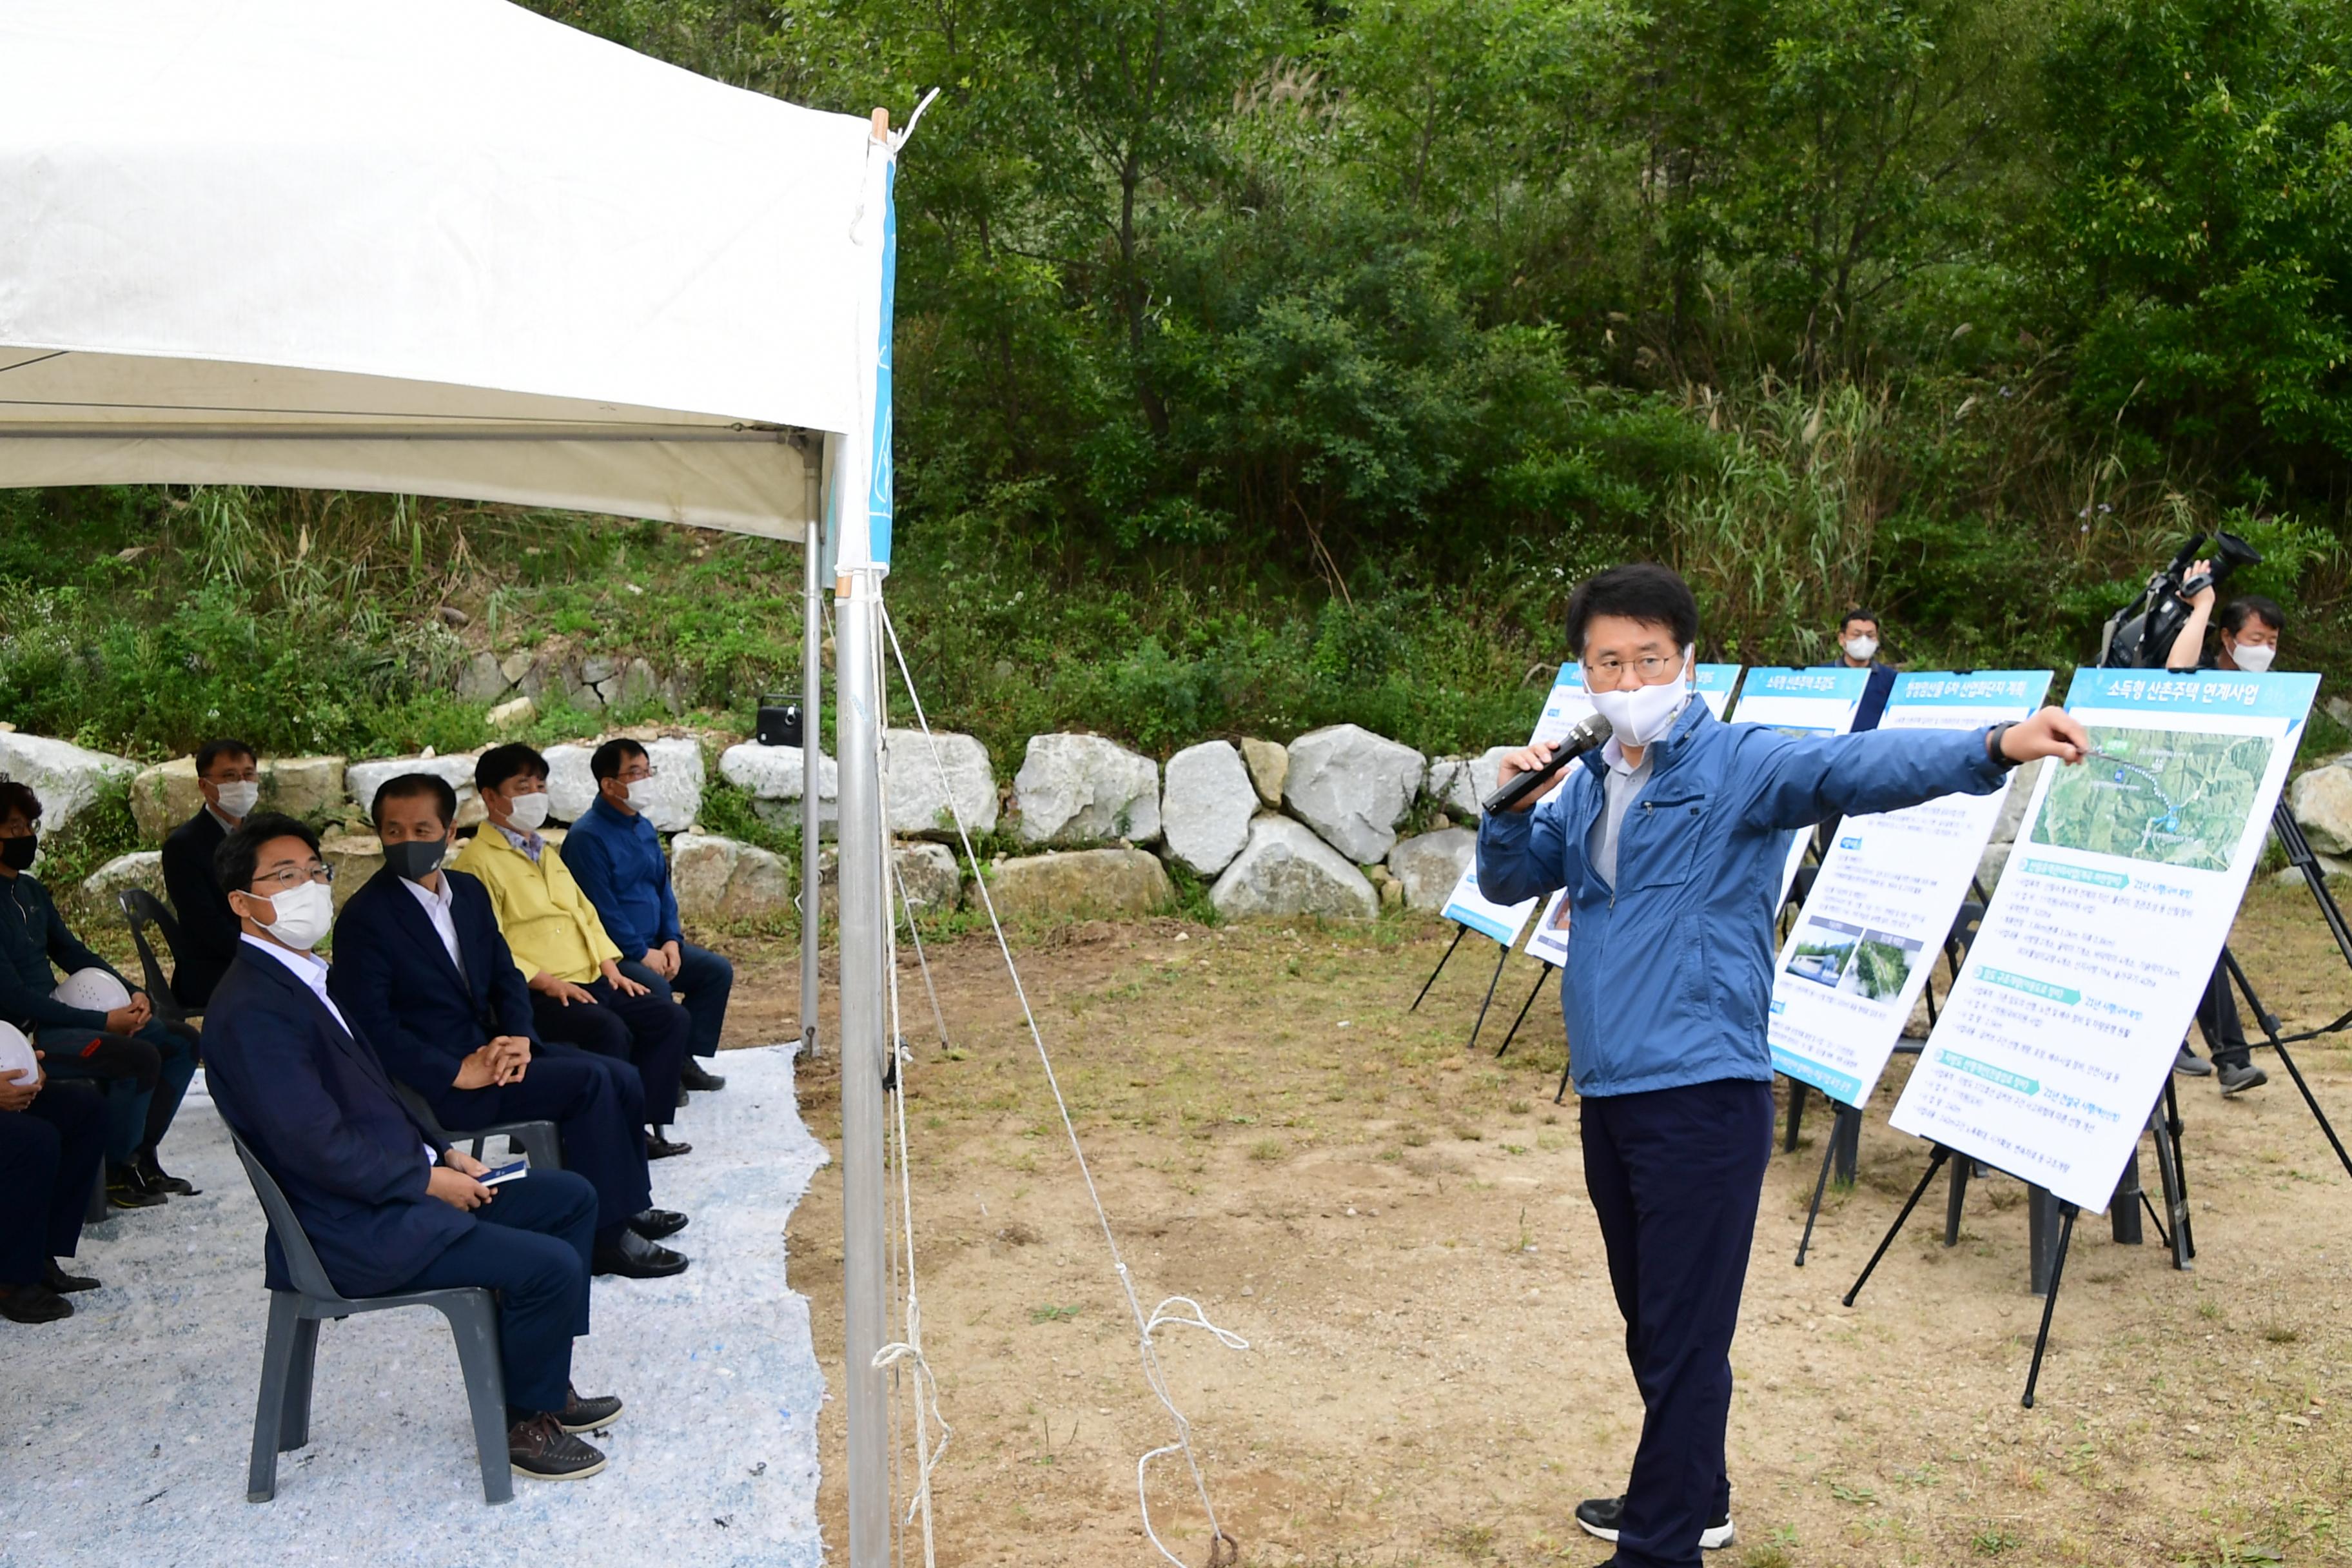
[505,790,551,831]
[1589,646,1694,748]
[215,780,260,818]
[1842,634,1879,662]
[624,778,659,813]
[253,878,333,951]
[2229,639,2276,674]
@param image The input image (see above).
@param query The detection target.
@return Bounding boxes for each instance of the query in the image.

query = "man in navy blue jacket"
[201,812,621,1482]
[565,738,733,1093]
[1480,565,2090,1568]
[329,774,689,1280]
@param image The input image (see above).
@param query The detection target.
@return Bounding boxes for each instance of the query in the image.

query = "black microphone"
[1481,712,1614,815]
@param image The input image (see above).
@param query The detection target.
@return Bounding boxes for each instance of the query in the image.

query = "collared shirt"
[206,804,243,834]
[240,934,435,1170]
[401,871,465,979]
[1587,737,1653,890]
[495,821,544,863]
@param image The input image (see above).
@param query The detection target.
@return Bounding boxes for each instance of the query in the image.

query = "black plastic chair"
[117,889,194,1024]
[225,1126,514,1505]
[387,1079,562,1172]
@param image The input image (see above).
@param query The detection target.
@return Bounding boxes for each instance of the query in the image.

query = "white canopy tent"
[0,3,902,1561]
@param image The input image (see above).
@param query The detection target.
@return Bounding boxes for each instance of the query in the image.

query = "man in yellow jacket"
[453,744,693,1158]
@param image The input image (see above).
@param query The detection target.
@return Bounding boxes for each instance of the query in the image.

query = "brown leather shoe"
[560,1384,624,1434]
[509,1413,607,1481]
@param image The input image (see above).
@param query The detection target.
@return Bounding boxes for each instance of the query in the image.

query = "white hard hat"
[53,966,132,1015]
[0,1020,34,1084]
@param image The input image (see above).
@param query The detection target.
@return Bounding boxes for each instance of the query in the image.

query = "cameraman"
[2165,571,2286,1093]
[1482,564,2088,1568]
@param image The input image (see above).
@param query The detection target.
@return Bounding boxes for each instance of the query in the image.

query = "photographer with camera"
[2163,569,2288,1094]
[1482,564,2090,1568]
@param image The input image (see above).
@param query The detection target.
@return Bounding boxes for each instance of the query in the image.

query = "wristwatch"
[1985,721,2023,770]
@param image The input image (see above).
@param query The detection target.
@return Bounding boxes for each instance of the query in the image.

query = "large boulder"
[1426,756,1479,818]
[987,847,1173,921]
[895,842,963,915]
[1012,734,1159,845]
[318,832,385,910]
[669,832,792,922]
[1237,738,1288,809]
[456,650,511,703]
[81,850,166,906]
[884,729,997,839]
[2290,758,2352,858]
[1160,740,1257,876]
[130,753,347,840]
[720,741,839,836]
[1282,725,1426,863]
[543,735,704,832]
[1209,815,1379,921]
[0,734,135,836]
[347,753,485,828]
[1387,828,1476,911]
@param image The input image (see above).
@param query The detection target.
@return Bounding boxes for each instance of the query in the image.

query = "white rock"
[1282,724,1426,863]
[1209,815,1379,921]
[884,729,997,839]
[1158,741,1256,876]
[669,832,792,921]
[1990,758,2048,845]
[0,734,136,836]
[1012,734,1160,845]
[1426,756,1480,818]
[542,736,703,832]
[894,842,963,914]
[82,850,165,906]
[2289,761,2352,858]
[488,696,536,730]
[722,741,839,836]
[348,753,484,827]
[1387,828,1476,911]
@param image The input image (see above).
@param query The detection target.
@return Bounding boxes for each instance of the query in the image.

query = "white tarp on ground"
[0,0,882,538]
[7,1046,829,1567]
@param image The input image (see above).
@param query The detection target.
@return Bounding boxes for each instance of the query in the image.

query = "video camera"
[2097,531,2263,671]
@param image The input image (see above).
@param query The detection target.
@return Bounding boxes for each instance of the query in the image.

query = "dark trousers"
[2195,959,2249,1069]
[0,1081,108,1283]
[617,940,733,1058]
[530,979,688,1128]
[428,1046,652,1242]
[394,1166,597,1415]
[37,1020,199,1164]
[1581,1078,1776,1568]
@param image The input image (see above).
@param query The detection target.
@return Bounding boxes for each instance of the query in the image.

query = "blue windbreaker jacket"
[1476,700,2007,1098]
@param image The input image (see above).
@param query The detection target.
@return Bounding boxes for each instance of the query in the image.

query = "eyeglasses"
[252,864,335,891]
[617,765,661,783]
[1583,654,1683,687]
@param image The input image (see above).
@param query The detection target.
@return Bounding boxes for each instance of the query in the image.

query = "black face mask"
[384,837,447,883]
[0,835,37,871]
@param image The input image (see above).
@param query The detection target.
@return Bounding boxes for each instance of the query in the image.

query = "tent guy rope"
[880,603,1245,1568]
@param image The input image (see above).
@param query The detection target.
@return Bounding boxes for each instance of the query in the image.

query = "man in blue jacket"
[565,738,733,1093]
[329,773,690,1280]
[1480,565,2089,1568]
[201,812,622,1483]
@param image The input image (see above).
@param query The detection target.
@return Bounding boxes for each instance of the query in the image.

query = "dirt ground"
[721,877,2352,1568]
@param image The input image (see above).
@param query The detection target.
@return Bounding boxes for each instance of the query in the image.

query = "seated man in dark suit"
[329,774,688,1279]
[0,1061,106,1323]
[201,812,622,1482]
[161,736,260,1010]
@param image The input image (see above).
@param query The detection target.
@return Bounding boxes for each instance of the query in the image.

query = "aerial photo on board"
[2028,725,2272,871]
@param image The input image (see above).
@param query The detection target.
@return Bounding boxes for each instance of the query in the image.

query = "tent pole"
[801,444,830,1058]
[835,564,892,1568]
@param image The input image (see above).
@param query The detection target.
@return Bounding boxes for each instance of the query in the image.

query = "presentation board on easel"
[1765,671,2052,1105]
[1890,669,2321,1211]
[1720,666,1871,912]
[1520,665,1741,965]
